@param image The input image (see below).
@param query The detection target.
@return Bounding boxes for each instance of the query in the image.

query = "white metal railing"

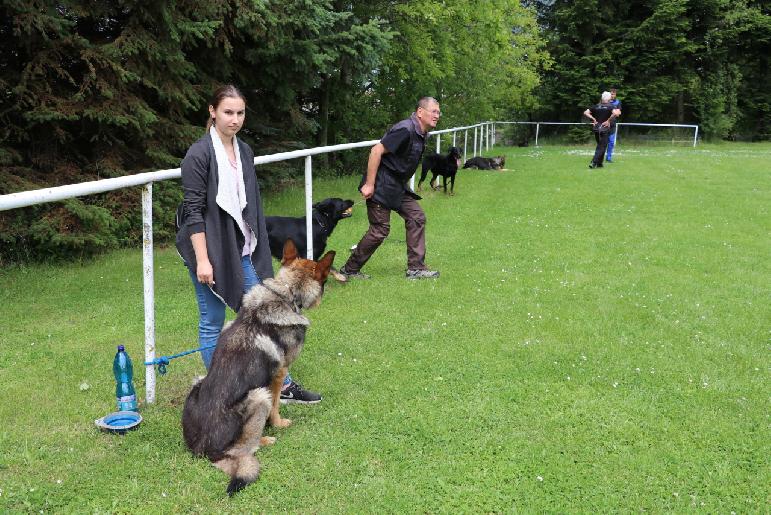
[0,121,491,404]
[494,121,699,147]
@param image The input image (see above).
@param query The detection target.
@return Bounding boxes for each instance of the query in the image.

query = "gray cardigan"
[175,133,274,312]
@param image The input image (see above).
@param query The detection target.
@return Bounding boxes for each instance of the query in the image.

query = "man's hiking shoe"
[280,381,322,404]
[339,265,370,280]
[406,269,440,279]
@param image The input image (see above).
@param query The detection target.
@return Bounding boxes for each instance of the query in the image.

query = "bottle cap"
[117,345,125,351]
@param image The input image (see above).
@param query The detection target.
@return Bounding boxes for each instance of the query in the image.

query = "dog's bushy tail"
[216,455,261,496]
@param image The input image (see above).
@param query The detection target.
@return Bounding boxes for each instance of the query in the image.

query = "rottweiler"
[265,197,353,262]
[418,146,463,195]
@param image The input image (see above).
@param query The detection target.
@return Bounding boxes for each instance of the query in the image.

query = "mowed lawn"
[1,143,768,512]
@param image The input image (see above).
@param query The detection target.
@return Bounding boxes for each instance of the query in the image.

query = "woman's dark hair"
[206,85,247,131]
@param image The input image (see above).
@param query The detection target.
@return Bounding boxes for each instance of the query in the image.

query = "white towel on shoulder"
[210,127,257,255]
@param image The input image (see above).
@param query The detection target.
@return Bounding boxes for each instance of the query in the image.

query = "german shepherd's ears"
[281,239,299,265]
[314,251,336,283]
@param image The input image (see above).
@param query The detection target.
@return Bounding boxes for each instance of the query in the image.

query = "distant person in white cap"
[583,91,621,169]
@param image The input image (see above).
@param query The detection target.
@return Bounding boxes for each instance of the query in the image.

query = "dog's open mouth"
[341,207,353,218]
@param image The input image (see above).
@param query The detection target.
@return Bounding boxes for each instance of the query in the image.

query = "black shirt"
[590,102,615,124]
[360,114,425,210]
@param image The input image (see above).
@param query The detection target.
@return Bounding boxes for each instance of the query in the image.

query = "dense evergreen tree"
[1,0,224,260]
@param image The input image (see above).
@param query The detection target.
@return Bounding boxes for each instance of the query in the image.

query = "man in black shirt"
[583,91,621,169]
[340,97,441,280]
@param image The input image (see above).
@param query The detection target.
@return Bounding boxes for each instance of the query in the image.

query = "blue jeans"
[188,256,293,387]
[606,130,616,160]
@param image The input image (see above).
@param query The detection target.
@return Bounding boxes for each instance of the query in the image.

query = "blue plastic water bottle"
[113,345,138,412]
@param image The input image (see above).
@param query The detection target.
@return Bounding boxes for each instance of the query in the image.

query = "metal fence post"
[693,126,699,147]
[535,123,540,147]
[304,156,314,260]
[142,183,156,405]
[473,126,478,156]
[436,134,441,153]
[464,130,468,160]
[452,131,456,148]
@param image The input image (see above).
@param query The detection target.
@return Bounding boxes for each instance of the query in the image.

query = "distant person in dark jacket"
[339,97,441,280]
[176,84,321,403]
[583,91,621,169]
[606,88,622,162]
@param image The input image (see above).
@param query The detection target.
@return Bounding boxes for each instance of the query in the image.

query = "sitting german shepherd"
[182,239,335,496]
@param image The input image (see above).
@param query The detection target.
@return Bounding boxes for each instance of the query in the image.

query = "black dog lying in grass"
[265,197,353,263]
[463,156,506,170]
[418,146,462,194]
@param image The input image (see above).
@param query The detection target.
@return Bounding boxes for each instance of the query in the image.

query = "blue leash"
[144,344,216,375]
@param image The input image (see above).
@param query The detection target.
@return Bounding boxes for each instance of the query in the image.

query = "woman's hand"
[190,232,214,286]
[197,260,215,286]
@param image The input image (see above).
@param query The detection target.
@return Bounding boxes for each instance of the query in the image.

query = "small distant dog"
[463,156,506,170]
[418,146,462,194]
[181,239,335,496]
[266,197,353,262]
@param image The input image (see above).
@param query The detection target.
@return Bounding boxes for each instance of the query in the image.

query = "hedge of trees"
[531,0,769,140]
[1,1,768,263]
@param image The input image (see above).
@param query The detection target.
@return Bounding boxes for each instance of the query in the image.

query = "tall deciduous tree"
[359,0,549,129]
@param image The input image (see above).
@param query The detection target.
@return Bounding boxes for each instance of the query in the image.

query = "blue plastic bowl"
[95,411,142,434]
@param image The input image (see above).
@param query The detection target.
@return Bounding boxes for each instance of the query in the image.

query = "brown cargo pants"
[343,196,427,273]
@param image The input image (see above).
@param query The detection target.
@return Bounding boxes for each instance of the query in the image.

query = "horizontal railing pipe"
[0,169,181,211]
[0,129,484,212]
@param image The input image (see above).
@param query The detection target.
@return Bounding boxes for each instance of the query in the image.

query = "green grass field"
[1,143,769,512]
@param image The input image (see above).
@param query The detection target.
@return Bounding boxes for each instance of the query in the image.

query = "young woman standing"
[175,85,321,403]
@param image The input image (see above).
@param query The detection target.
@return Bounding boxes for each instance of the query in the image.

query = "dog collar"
[312,209,326,231]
